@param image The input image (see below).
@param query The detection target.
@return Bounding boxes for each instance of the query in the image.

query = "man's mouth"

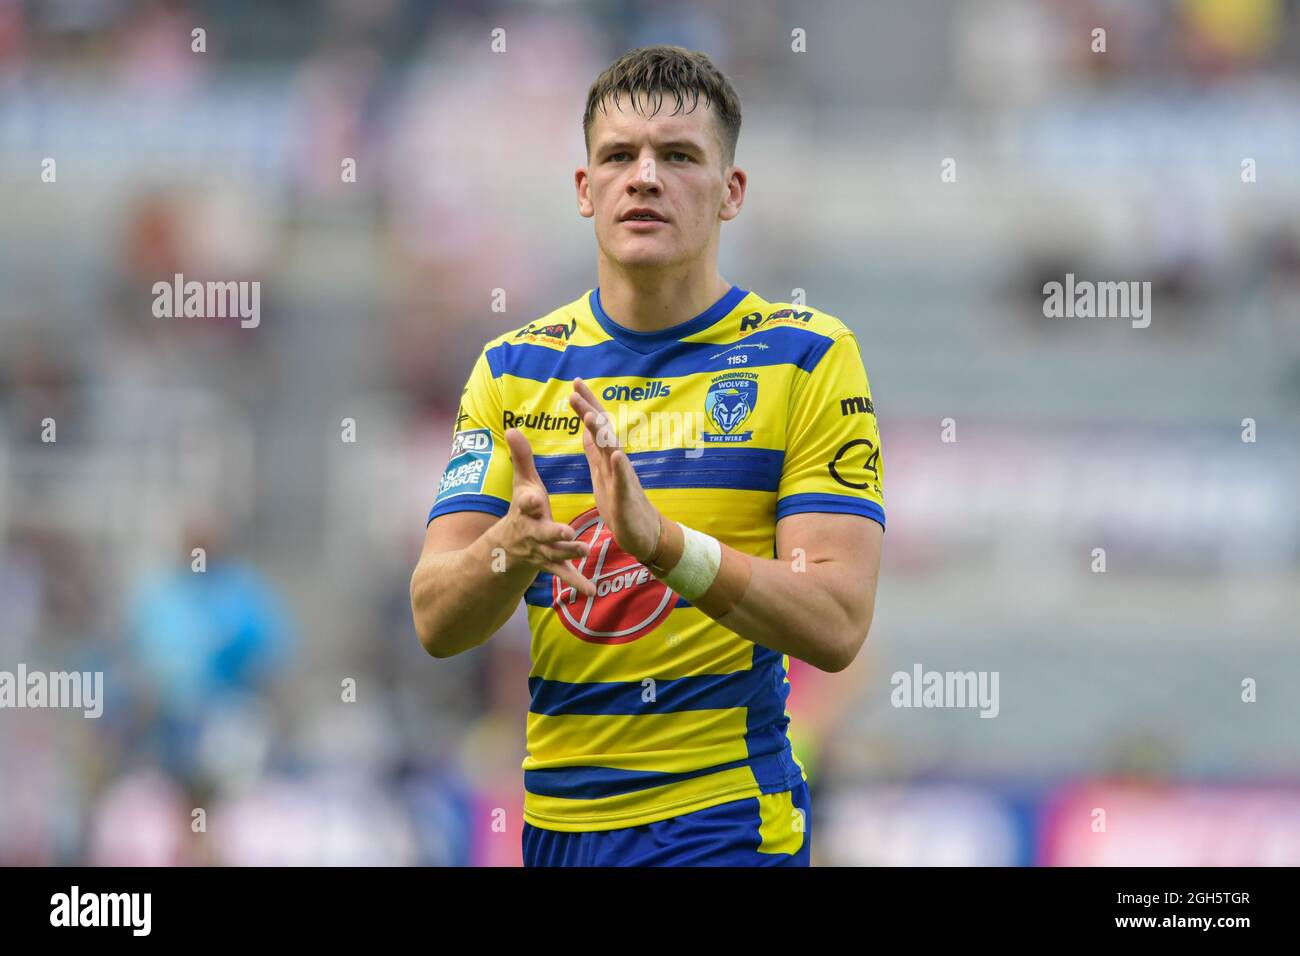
[621,208,668,223]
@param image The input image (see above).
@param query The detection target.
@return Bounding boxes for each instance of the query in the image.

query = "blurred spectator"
[123,511,296,782]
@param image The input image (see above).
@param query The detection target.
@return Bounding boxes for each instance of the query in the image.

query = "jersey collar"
[589,284,749,355]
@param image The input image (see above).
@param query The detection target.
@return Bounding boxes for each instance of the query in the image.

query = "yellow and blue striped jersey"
[427,284,885,832]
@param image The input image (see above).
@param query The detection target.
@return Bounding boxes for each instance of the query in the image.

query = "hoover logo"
[552,507,677,644]
[702,372,757,443]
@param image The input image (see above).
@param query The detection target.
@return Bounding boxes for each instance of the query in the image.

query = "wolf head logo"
[711,388,750,432]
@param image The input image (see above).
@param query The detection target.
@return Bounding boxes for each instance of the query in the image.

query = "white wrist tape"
[660,524,722,601]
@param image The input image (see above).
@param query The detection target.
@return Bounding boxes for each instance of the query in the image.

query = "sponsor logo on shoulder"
[829,437,880,491]
[739,307,813,333]
[514,317,576,345]
[839,395,875,416]
[436,428,493,502]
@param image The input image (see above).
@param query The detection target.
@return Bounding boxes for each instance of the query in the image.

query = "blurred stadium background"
[1,0,1297,866]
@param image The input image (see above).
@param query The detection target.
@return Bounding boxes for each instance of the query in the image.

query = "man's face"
[577,92,744,271]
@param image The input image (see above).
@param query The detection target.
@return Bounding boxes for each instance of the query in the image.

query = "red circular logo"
[551,507,677,644]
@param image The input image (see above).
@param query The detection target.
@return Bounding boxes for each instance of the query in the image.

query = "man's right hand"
[488,428,597,598]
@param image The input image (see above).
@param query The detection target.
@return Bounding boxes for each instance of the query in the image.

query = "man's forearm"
[410,522,538,657]
[645,517,871,672]
[709,554,870,672]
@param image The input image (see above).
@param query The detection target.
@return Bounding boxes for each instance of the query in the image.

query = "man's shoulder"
[479,291,593,356]
[734,293,854,345]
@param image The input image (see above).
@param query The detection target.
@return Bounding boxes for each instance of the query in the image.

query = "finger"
[537,541,589,563]
[580,422,619,487]
[567,390,603,440]
[570,381,619,451]
[572,377,607,414]
[567,390,596,431]
[531,521,579,545]
[529,525,588,557]
[513,486,548,519]
[579,407,620,457]
[548,560,598,599]
[609,448,644,493]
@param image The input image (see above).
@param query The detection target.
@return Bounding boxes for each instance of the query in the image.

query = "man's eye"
[669,152,692,162]
[607,152,631,162]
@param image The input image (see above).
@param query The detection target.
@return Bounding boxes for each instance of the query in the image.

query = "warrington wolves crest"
[703,373,758,443]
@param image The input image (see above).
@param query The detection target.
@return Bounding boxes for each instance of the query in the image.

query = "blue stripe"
[486,326,837,383]
[523,655,802,801]
[776,493,886,529]
[524,571,693,608]
[427,494,510,525]
[524,758,752,800]
[528,669,765,716]
[534,446,783,496]
[523,750,801,801]
[742,646,804,792]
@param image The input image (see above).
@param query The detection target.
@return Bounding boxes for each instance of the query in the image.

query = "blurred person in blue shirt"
[124,511,296,780]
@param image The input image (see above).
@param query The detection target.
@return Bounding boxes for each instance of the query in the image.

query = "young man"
[410,45,885,866]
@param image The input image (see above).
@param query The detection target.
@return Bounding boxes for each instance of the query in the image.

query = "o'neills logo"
[601,381,672,402]
[502,409,582,435]
[552,507,677,644]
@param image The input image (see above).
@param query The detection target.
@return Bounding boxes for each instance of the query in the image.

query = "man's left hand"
[568,377,663,563]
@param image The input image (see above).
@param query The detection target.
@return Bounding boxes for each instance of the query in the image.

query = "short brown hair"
[582,46,742,166]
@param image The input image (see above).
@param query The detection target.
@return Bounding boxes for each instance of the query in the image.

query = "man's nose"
[625,154,661,193]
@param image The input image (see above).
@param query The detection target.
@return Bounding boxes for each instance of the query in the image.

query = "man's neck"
[595,259,733,334]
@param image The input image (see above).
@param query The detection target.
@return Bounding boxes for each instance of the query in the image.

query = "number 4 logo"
[829,438,879,489]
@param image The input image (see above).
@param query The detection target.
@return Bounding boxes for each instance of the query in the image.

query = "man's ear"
[719,165,746,222]
[576,167,594,218]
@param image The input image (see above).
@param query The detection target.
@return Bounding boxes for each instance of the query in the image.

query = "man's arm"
[411,429,596,658]
[410,511,533,658]
[714,512,882,672]
[644,509,882,673]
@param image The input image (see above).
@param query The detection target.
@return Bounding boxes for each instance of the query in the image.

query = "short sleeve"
[426,348,513,525]
[776,331,885,529]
